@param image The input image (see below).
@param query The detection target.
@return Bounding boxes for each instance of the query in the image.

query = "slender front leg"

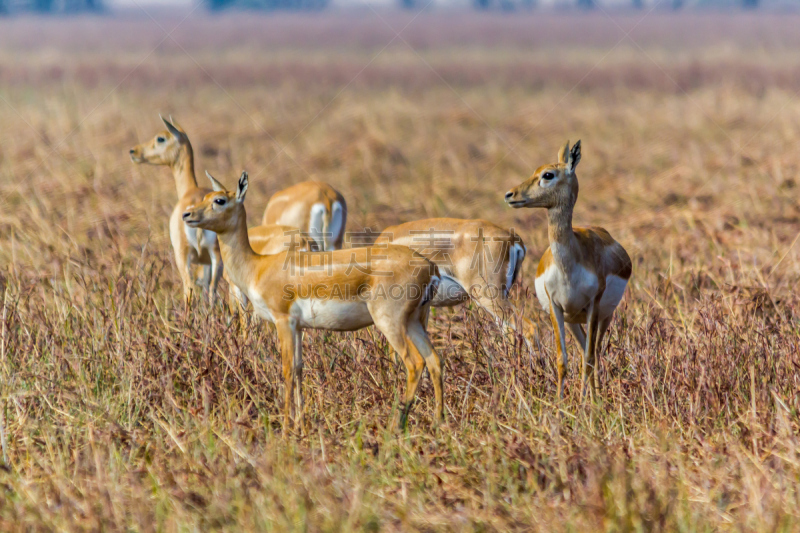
[170,212,194,309]
[398,336,426,430]
[594,317,612,393]
[583,298,599,400]
[237,290,250,332]
[567,322,587,361]
[546,288,568,399]
[408,317,444,425]
[176,249,195,309]
[375,315,425,430]
[208,245,224,306]
[293,328,305,431]
[275,317,297,433]
[228,283,250,332]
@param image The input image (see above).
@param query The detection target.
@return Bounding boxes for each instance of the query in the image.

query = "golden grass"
[1,10,800,531]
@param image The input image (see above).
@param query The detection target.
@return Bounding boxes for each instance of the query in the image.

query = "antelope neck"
[546,203,580,274]
[215,210,261,286]
[171,144,198,197]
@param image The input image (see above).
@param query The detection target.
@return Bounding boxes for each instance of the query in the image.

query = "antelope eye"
[156,136,166,143]
[542,172,555,180]
[214,198,226,206]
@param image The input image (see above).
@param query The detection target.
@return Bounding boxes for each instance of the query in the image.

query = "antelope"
[505,140,631,399]
[376,219,534,349]
[183,171,443,431]
[262,181,346,251]
[129,116,223,305]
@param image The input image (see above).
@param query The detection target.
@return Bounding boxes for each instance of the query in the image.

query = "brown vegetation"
[0,10,799,531]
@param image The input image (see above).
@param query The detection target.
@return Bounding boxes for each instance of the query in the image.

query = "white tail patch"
[325,201,344,251]
[505,243,526,297]
[308,203,326,252]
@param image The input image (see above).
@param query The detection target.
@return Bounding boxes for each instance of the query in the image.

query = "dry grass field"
[1,9,800,531]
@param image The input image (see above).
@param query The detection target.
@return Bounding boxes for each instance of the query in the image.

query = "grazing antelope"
[376,219,534,349]
[504,141,631,399]
[183,171,443,431]
[262,181,346,251]
[129,116,223,305]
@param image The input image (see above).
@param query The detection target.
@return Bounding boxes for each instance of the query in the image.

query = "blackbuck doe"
[505,141,631,399]
[130,116,223,306]
[376,219,534,349]
[183,171,443,431]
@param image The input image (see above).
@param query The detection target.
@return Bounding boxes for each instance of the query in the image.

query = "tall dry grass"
[0,10,799,531]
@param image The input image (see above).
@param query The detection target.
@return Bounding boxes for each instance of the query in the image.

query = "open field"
[1,10,800,531]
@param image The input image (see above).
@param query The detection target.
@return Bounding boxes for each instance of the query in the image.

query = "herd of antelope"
[130,116,631,432]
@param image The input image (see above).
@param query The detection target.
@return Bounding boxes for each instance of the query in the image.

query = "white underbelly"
[535,269,627,321]
[291,298,373,331]
[536,264,596,314]
[432,274,469,307]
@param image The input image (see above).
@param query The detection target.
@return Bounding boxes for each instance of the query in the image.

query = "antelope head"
[183,171,249,234]
[504,140,581,210]
[129,115,188,166]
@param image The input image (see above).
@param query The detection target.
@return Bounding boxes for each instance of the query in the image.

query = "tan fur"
[129,117,223,306]
[187,171,443,433]
[262,181,347,251]
[248,224,314,255]
[377,218,534,349]
[506,140,631,400]
[225,224,315,316]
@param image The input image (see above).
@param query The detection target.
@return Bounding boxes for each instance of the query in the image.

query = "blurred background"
[2,4,799,268]
[0,0,797,15]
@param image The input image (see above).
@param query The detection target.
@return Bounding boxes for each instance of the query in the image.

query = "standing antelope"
[183,171,443,431]
[376,219,534,349]
[262,181,347,251]
[129,116,223,305]
[504,141,631,399]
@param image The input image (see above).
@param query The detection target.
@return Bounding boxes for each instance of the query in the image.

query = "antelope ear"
[205,170,227,192]
[236,171,249,203]
[567,140,581,173]
[160,114,183,139]
[558,140,570,165]
[168,115,186,133]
